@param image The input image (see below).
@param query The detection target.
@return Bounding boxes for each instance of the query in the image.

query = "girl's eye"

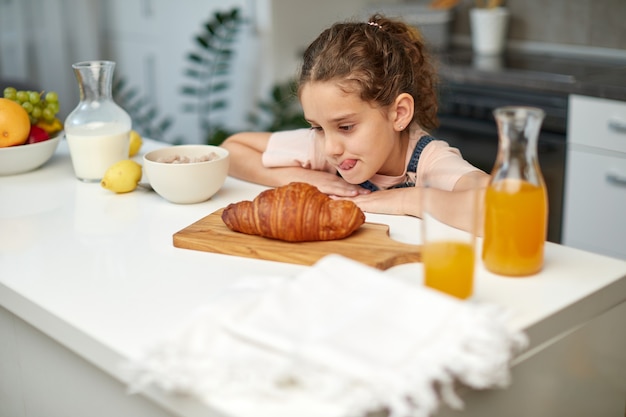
[310,126,323,132]
[339,125,354,132]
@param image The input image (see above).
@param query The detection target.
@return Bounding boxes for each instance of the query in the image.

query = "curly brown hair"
[298,14,439,130]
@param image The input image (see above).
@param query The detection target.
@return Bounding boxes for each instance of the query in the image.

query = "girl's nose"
[324,133,343,157]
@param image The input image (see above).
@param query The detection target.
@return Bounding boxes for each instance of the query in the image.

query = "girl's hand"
[337,188,420,216]
[300,170,371,198]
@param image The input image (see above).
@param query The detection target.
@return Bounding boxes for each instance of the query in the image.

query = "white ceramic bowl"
[143,145,229,204]
[0,133,62,176]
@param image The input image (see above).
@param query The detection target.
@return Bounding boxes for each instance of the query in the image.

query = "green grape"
[2,87,61,123]
[16,91,28,103]
[31,106,42,119]
[45,91,58,103]
[42,107,55,122]
[29,91,41,104]
[47,102,59,114]
[3,87,17,100]
[22,101,34,114]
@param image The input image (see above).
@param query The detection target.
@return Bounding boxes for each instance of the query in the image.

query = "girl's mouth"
[338,159,357,171]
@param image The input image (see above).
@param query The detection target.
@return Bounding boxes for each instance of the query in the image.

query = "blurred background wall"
[0,0,624,144]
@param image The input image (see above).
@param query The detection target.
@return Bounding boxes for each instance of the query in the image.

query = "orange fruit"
[0,98,31,148]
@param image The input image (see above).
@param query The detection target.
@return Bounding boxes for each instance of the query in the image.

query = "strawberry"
[26,125,50,144]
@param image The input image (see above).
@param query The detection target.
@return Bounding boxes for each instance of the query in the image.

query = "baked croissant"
[221,182,365,242]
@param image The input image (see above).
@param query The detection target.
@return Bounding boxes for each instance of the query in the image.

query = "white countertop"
[1,138,625,417]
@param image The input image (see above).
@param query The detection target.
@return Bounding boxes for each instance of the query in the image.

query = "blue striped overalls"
[358,136,436,191]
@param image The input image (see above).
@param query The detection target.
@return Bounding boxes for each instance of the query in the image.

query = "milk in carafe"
[66,123,130,181]
[65,61,132,182]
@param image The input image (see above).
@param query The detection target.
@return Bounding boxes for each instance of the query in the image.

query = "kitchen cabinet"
[562,94,626,260]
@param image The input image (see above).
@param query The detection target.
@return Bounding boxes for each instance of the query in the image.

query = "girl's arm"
[345,170,489,232]
[220,132,277,184]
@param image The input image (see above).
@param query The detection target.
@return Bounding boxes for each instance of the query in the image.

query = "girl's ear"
[392,93,414,131]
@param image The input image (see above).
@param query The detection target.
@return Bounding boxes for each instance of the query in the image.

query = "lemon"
[101,160,142,193]
[35,118,64,135]
[129,130,143,157]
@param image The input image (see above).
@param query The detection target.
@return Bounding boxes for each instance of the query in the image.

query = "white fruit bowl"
[0,133,62,176]
[143,145,229,204]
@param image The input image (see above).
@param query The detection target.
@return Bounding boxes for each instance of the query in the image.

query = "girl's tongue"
[339,159,357,170]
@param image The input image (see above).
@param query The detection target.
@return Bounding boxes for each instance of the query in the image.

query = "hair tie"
[368,21,383,30]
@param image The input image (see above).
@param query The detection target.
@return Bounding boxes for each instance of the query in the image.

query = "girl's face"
[300,81,406,185]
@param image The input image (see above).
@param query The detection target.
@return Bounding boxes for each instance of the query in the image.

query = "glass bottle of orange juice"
[482,106,548,276]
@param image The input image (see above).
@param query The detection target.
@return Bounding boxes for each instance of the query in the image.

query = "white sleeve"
[416,140,484,190]
[262,128,332,172]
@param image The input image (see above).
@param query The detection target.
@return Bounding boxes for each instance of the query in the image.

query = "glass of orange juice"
[421,181,480,300]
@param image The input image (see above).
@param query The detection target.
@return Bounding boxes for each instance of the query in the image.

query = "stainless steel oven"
[432,82,568,243]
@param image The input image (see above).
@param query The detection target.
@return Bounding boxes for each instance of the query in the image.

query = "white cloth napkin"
[125,255,527,417]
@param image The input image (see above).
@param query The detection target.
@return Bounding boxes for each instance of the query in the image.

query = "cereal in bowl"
[156,152,219,164]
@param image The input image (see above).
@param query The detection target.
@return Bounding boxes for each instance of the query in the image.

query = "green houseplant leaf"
[113,77,182,144]
[181,7,245,145]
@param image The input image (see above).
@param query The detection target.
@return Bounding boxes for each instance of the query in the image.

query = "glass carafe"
[482,106,548,276]
[64,61,131,182]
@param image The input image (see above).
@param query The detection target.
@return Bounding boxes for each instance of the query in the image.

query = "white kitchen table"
[1,138,625,417]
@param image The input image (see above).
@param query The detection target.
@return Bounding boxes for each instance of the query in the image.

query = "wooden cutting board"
[173,209,421,270]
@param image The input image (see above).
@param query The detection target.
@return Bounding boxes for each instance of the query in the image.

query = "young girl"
[221,15,488,231]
